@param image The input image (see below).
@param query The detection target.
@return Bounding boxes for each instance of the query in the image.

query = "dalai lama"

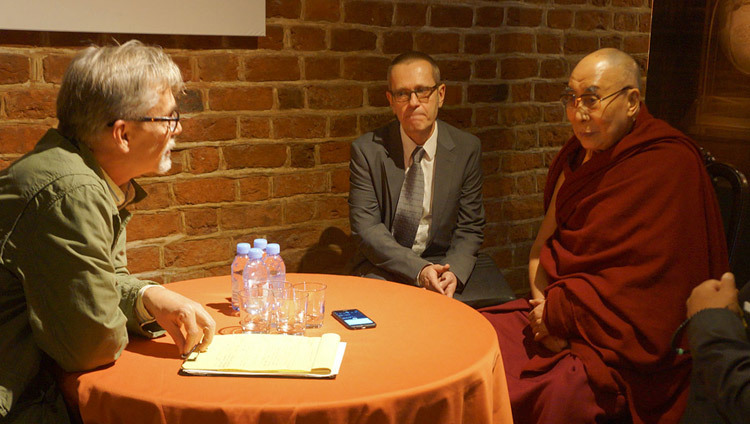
[481,48,729,423]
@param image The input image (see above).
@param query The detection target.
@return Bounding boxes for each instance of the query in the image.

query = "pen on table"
[181,344,199,360]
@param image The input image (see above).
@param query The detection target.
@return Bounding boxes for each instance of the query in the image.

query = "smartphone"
[331,309,377,329]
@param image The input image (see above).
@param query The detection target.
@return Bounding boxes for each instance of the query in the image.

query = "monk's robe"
[482,105,728,424]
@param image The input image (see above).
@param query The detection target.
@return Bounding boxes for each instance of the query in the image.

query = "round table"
[59,274,512,424]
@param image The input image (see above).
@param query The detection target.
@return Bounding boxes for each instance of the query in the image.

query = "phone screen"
[332,309,376,329]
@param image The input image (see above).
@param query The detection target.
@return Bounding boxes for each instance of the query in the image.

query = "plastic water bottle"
[241,248,270,333]
[253,238,267,258]
[243,248,269,288]
[265,243,286,289]
[230,243,251,312]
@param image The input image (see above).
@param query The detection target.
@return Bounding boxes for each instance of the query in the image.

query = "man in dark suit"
[348,51,513,306]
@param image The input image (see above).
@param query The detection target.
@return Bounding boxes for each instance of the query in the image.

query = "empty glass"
[293,282,327,328]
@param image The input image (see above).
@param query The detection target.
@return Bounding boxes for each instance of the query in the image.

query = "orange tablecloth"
[59,274,513,424]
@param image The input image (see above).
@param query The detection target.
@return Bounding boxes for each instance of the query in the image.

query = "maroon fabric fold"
[483,105,728,423]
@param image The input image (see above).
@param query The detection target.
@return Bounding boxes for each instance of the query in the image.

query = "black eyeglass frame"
[387,84,442,104]
[107,110,181,132]
[560,86,634,111]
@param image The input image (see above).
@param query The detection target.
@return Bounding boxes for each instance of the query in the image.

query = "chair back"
[702,148,750,271]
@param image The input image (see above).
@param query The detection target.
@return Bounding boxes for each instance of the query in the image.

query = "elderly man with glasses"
[348,51,514,307]
[481,47,729,423]
[0,40,215,423]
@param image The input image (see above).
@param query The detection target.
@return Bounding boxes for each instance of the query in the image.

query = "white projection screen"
[0,0,265,36]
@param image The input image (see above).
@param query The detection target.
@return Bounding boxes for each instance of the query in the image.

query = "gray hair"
[56,40,183,145]
[387,51,441,88]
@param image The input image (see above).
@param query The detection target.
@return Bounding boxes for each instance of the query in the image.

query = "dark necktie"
[392,146,425,248]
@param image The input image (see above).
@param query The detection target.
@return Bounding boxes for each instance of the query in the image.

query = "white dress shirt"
[399,124,438,256]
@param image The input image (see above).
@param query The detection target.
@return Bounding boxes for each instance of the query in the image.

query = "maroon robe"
[482,105,729,424]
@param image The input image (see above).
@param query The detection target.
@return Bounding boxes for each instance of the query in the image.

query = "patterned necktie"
[392,146,425,248]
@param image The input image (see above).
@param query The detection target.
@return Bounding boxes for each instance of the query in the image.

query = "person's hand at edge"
[418,263,451,294]
[142,287,216,356]
[687,272,741,318]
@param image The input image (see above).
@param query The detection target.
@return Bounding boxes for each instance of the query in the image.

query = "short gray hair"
[56,40,183,145]
[387,51,441,88]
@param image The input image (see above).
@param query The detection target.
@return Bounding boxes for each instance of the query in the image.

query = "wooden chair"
[701,148,750,272]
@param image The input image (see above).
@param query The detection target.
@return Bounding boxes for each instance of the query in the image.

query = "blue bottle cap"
[248,248,264,260]
[266,243,280,255]
[253,238,268,250]
[236,243,251,255]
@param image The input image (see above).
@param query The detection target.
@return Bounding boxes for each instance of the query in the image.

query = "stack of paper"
[180,333,346,378]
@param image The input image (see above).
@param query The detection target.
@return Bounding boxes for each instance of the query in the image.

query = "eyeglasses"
[107,110,181,133]
[560,86,633,111]
[388,84,441,103]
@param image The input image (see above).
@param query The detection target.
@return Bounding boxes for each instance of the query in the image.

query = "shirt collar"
[102,170,136,209]
[399,123,439,162]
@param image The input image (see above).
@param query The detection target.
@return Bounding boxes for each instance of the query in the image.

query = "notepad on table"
[180,333,346,378]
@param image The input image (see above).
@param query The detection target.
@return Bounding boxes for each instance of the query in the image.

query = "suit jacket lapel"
[382,121,406,225]
[430,120,457,242]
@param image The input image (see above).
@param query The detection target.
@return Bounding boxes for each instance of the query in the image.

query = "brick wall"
[0,0,652,294]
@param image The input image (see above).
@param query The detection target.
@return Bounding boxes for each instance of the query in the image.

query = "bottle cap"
[266,243,280,255]
[248,248,264,260]
[253,238,268,250]
[236,243,251,255]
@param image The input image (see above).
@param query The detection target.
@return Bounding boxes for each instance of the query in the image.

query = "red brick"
[506,7,543,27]
[0,124,47,154]
[501,58,538,79]
[437,84,458,106]
[273,172,327,197]
[438,60,472,81]
[639,13,652,32]
[208,86,273,111]
[465,34,492,55]
[278,86,304,110]
[483,176,514,198]
[367,84,389,107]
[178,89,203,113]
[305,57,341,80]
[184,208,218,235]
[0,159,14,171]
[475,128,513,152]
[291,144,316,168]
[273,115,327,139]
[612,0,645,6]
[541,58,568,78]
[359,112,395,134]
[534,81,565,103]
[345,1,393,27]
[317,196,348,220]
[223,143,287,169]
[575,10,612,31]
[180,116,236,142]
[503,196,544,220]
[513,128,538,150]
[308,85,363,110]
[187,147,220,174]
[173,178,235,205]
[441,108,472,129]
[331,115,358,137]
[128,212,181,241]
[501,152,543,172]
[481,154,500,177]
[475,106,499,126]
[164,237,232,268]
[601,35,624,50]
[543,104,565,123]
[539,124,572,147]
[564,35,599,54]
[538,33,563,54]
[475,59,497,79]
[268,0,301,18]
[5,88,57,119]
[624,35,650,53]
[286,200,316,223]
[499,105,542,127]
[320,140,351,164]
[42,54,71,84]
[330,168,350,193]
[0,54,29,84]
[431,5,473,28]
[240,117,271,139]
[304,0,340,22]
[127,246,161,274]
[554,0,585,4]
[197,54,239,81]
[171,55,193,83]
[468,84,509,103]
[265,225,324,250]
[342,56,390,81]
[614,13,638,31]
[414,32,460,54]
[511,82,532,102]
[383,31,414,55]
[477,7,504,27]
[132,183,172,211]
[394,3,427,26]
[238,175,270,201]
[547,10,573,29]
[258,25,284,51]
[331,29,377,52]
[245,56,300,82]
[290,26,327,51]
[495,32,534,53]
[221,203,283,229]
